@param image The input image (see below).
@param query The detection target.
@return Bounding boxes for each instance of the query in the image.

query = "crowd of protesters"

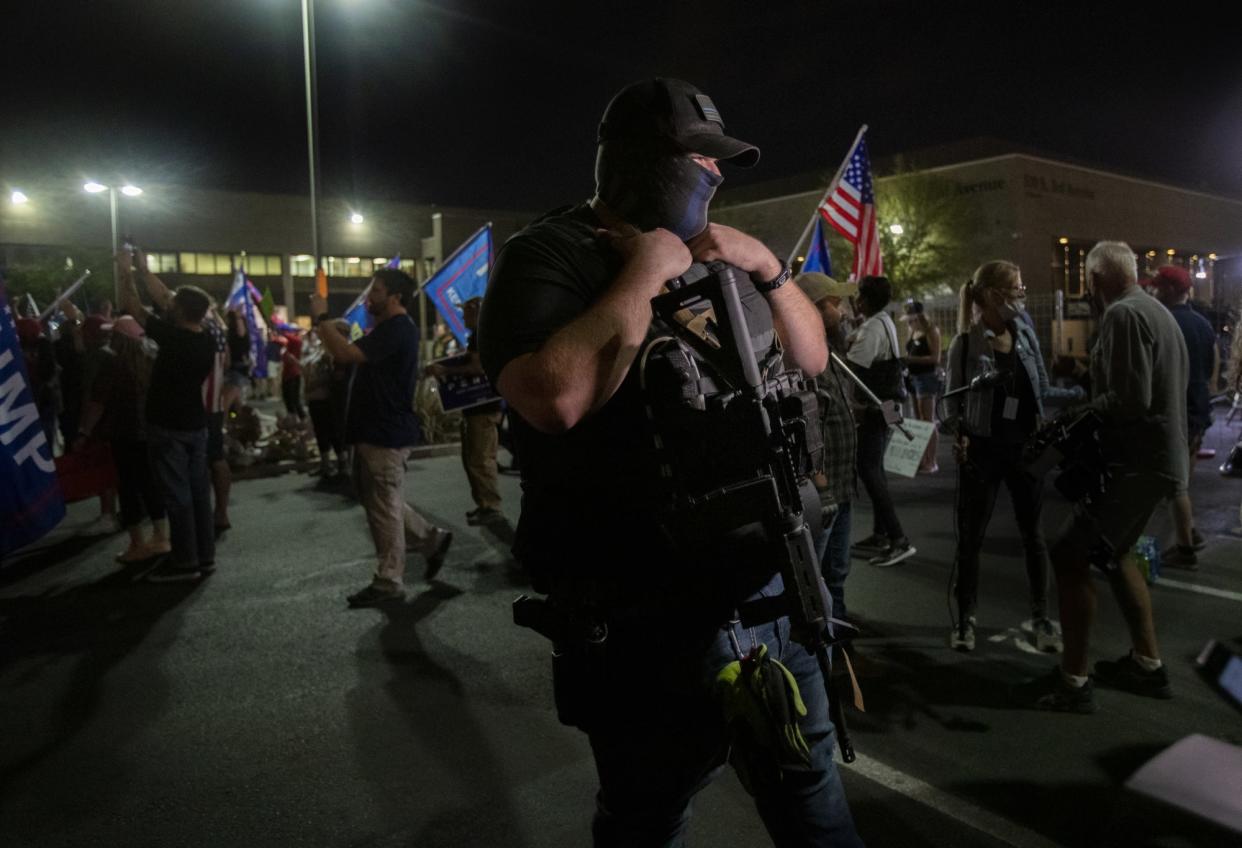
[12,239,1233,696]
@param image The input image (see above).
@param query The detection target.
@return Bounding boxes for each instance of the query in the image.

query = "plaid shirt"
[814,358,857,504]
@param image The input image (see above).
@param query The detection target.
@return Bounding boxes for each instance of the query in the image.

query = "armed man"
[480,79,863,846]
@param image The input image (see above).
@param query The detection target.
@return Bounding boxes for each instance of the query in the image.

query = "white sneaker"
[81,515,121,537]
[1032,618,1063,653]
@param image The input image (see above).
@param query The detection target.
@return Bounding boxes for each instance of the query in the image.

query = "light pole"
[301,0,323,272]
[84,181,143,304]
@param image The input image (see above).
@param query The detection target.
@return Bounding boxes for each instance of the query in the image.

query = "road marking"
[844,751,1064,848]
[1155,577,1242,603]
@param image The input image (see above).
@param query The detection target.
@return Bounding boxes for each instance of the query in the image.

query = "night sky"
[5,1,1241,211]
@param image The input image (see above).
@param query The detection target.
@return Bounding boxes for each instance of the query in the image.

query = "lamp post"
[301,0,323,272]
[84,181,143,303]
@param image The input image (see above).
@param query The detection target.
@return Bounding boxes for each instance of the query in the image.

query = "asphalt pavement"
[2,410,1241,847]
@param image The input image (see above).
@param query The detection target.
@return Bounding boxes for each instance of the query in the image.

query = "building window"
[234,254,282,276]
[146,252,178,274]
[290,255,315,276]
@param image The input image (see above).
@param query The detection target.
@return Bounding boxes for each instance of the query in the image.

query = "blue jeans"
[814,501,853,623]
[585,571,863,847]
[148,425,214,568]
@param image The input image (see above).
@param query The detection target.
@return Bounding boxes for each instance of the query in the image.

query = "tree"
[3,248,116,314]
[872,171,983,298]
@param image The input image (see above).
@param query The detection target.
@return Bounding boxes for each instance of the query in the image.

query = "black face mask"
[596,144,723,241]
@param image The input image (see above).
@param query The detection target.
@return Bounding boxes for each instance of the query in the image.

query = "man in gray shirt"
[1013,241,1188,713]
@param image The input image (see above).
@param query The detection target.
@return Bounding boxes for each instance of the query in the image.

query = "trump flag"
[423,225,491,347]
[1,278,65,557]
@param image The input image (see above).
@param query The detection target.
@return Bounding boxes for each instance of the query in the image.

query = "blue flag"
[343,255,401,340]
[226,268,269,379]
[1,278,66,557]
[424,226,491,347]
[801,216,833,276]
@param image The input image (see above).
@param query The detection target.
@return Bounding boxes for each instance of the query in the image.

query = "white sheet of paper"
[1002,396,1019,420]
[1125,734,1242,833]
[882,418,936,478]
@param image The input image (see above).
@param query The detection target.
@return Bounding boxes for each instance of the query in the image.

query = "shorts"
[1055,470,1177,569]
[224,367,250,390]
[207,411,226,463]
[909,370,943,398]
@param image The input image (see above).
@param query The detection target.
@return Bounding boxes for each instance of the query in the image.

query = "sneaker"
[467,508,503,526]
[1093,653,1173,699]
[146,561,202,583]
[1032,617,1063,653]
[1161,545,1198,571]
[950,617,976,652]
[1010,667,1097,714]
[424,529,454,581]
[347,582,403,608]
[81,514,122,537]
[850,533,889,553]
[869,540,916,568]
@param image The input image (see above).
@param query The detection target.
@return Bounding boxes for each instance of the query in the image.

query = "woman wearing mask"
[902,299,942,473]
[944,261,1067,654]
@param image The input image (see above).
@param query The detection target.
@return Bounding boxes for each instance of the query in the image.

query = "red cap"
[83,314,112,344]
[1152,265,1191,294]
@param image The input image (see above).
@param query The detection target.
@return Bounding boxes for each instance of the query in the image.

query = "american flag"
[818,131,883,280]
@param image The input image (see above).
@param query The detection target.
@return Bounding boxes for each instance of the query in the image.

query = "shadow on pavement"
[0,533,104,589]
[945,758,1239,848]
[348,584,533,847]
[0,560,199,800]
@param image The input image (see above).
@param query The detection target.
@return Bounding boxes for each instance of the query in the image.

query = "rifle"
[648,262,856,762]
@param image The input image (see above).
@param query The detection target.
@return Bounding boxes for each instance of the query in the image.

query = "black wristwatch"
[753,262,791,294]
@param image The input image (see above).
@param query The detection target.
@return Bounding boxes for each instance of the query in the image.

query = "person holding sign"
[944,260,1063,654]
[424,297,504,525]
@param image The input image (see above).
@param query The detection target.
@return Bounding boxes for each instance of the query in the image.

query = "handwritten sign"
[883,418,936,478]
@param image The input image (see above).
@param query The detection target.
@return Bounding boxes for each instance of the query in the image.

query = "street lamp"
[10,190,28,205]
[889,223,904,236]
[83,180,143,303]
[301,0,324,272]
[349,212,364,224]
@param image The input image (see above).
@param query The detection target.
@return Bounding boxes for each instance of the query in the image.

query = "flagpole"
[38,270,92,321]
[785,124,869,268]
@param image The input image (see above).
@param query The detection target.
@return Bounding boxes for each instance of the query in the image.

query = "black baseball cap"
[597,78,760,167]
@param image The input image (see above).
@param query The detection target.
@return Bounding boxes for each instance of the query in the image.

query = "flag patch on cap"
[694,94,722,125]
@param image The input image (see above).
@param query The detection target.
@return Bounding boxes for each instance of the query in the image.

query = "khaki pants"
[461,411,502,511]
[354,442,438,586]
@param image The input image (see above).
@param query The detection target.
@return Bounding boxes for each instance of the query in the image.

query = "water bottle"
[1133,535,1160,584]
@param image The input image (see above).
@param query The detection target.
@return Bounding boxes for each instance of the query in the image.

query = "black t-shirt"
[480,203,777,590]
[988,347,1037,444]
[145,314,215,431]
[346,313,421,448]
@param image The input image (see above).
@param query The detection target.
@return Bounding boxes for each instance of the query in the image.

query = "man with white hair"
[1012,240,1189,713]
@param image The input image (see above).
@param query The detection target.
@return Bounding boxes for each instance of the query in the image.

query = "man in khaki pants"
[426,297,503,525]
[312,269,453,607]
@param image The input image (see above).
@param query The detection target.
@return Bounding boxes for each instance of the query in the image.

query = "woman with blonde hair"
[944,260,1073,653]
[75,315,169,563]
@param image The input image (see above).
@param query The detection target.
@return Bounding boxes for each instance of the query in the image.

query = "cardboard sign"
[430,353,501,412]
[882,418,936,478]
